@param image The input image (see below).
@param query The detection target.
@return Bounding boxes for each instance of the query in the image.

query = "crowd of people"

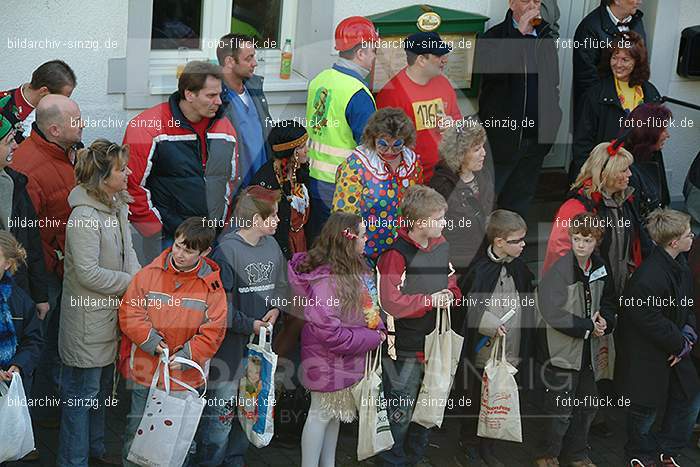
[1,1,699,467]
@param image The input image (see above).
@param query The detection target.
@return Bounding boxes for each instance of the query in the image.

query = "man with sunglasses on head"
[376,31,462,183]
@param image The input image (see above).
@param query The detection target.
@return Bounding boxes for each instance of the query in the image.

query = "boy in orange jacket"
[118,217,227,465]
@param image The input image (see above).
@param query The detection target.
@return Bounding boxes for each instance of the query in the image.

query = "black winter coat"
[459,255,536,389]
[429,162,494,276]
[250,159,310,259]
[571,75,661,177]
[616,246,700,408]
[475,9,562,163]
[2,274,44,386]
[5,167,48,303]
[573,3,646,115]
[629,151,670,219]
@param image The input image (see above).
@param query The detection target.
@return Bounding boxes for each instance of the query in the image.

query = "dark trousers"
[494,138,551,218]
[308,196,331,247]
[625,372,700,461]
[381,356,430,467]
[537,364,598,462]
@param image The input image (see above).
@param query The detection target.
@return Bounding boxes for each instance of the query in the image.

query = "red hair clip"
[607,139,625,156]
[342,228,358,240]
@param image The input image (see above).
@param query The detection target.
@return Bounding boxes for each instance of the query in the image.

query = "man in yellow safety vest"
[305,16,378,241]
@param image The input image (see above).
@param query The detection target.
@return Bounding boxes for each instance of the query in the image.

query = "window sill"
[145,68,308,108]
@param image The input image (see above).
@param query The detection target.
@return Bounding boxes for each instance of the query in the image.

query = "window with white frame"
[149,0,298,79]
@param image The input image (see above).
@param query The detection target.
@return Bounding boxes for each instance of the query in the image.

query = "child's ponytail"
[0,230,27,275]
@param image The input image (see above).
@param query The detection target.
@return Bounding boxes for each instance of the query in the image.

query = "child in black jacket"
[0,230,44,395]
[617,208,700,467]
[459,209,536,465]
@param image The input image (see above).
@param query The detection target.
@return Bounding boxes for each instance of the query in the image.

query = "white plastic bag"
[411,304,464,428]
[477,335,522,442]
[238,325,278,448]
[127,349,207,467]
[0,372,35,462]
[352,346,394,460]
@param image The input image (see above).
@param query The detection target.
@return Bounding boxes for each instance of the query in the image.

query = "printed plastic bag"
[127,349,207,467]
[238,325,278,448]
[477,335,522,442]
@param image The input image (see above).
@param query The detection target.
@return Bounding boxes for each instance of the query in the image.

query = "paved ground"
[7,380,700,467]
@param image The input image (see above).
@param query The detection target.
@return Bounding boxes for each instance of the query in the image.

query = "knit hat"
[0,114,12,142]
[268,120,308,160]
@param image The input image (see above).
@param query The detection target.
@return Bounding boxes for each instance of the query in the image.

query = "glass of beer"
[530,13,542,27]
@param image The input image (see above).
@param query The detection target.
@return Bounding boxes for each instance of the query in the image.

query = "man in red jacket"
[11,93,83,424]
[124,61,238,263]
[376,31,462,182]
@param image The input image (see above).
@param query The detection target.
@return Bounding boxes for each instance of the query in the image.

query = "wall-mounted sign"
[417,12,441,32]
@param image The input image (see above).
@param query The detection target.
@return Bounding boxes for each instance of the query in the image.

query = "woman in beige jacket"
[57,139,140,466]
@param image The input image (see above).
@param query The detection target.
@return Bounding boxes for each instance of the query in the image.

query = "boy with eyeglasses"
[458,209,537,466]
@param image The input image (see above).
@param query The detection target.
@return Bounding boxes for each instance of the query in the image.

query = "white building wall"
[2,0,132,144]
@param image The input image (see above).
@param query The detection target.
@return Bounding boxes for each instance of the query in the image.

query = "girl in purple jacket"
[289,212,385,467]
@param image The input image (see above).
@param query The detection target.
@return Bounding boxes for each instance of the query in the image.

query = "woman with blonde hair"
[429,117,494,277]
[544,140,652,294]
[57,139,141,466]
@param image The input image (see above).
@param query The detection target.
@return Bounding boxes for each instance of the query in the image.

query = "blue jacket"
[1,274,44,382]
[222,74,273,196]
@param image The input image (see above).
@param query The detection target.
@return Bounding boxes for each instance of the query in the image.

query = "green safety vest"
[305,68,375,184]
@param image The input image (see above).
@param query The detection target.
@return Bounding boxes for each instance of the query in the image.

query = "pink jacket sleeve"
[304,278,382,356]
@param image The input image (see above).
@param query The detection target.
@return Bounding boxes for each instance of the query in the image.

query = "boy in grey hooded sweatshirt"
[195,186,288,467]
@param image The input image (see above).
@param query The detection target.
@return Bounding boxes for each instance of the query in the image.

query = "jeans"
[121,383,196,467]
[625,373,700,461]
[493,138,550,218]
[35,272,63,413]
[195,376,249,466]
[537,364,598,462]
[380,356,430,467]
[56,364,113,467]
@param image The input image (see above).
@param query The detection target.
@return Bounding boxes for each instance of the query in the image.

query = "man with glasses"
[376,31,462,182]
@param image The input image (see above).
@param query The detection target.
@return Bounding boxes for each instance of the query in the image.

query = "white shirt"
[607,6,632,32]
[237,88,253,109]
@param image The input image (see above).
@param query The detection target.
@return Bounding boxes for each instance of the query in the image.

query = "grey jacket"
[537,251,617,372]
[59,186,140,368]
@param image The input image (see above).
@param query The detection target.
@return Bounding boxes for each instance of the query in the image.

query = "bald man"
[13,94,83,279]
[12,94,84,420]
